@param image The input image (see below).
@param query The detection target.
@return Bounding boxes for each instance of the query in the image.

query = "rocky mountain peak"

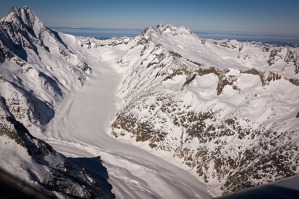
[156,24,192,34]
[1,6,45,38]
[0,6,63,62]
[4,6,37,24]
[141,24,192,38]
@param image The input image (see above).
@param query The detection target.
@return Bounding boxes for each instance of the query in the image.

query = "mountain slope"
[0,6,91,129]
[0,6,111,198]
[111,24,299,195]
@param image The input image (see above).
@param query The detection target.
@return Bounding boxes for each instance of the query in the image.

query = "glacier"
[0,6,299,199]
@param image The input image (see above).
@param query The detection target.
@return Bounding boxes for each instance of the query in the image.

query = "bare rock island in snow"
[0,6,299,199]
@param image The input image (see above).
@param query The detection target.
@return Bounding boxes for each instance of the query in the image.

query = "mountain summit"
[0,6,49,59]
[2,6,44,31]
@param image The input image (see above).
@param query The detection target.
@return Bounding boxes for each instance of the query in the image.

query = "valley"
[0,6,298,199]
[42,40,211,199]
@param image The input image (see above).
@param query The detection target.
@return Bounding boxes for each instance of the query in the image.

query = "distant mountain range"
[51,27,299,47]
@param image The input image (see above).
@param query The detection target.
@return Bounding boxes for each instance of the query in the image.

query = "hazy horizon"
[1,0,299,44]
[50,26,299,45]
[1,0,299,34]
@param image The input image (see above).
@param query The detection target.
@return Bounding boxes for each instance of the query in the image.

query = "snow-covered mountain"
[0,6,112,198]
[110,24,299,195]
[1,6,299,198]
[0,6,92,128]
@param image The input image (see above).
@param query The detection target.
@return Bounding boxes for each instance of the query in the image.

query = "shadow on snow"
[217,175,299,199]
[68,156,116,199]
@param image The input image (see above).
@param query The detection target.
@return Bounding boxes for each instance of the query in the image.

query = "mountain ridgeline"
[110,25,299,194]
[0,6,299,198]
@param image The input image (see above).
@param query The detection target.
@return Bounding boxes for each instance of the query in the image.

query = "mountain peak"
[141,24,193,40]
[8,6,18,14]
[155,24,192,33]
[1,6,46,43]
[8,5,30,13]
[2,6,43,30]
[11,6,35,21]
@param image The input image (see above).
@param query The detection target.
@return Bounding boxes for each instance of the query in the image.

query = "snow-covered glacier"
[1,6,299,199]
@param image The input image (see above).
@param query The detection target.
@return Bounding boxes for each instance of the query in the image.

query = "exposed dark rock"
[267,48,282,66]
[111,92,299,196]
[0,103,112,198]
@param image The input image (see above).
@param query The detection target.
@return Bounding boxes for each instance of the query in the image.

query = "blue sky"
[0,0,299,34]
